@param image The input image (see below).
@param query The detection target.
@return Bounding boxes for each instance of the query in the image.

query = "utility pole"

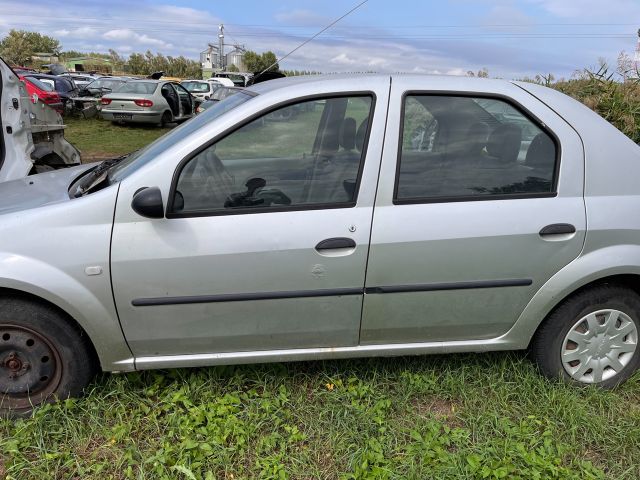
[218,24,225,70]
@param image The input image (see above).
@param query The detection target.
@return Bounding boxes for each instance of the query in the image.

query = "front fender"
[0,253,134,370]
[0,252,134,371]
[502,245,640,347]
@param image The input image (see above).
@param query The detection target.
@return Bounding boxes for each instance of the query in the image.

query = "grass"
[1,354,639,479]
[63,117,170,161]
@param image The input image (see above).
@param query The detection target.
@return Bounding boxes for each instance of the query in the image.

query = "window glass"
[172,95,373,214]
[396,95,556,201]
[25,76,54,92]
[182,81,210,93]
[115,82,157,94]
[37,78,55,90]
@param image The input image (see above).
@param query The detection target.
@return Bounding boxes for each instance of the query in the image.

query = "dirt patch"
[409,396,464,428]
[80,152,115,163]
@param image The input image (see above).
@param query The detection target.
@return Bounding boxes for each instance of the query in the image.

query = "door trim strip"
[364,278,532,295]
[132,279,532,306]
[132,287,363,307]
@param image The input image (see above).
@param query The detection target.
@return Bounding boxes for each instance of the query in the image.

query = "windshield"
[108,90,256,182]
[87,78,124,91]
[182,81,209,93]
[212,87,239,101]
[24,76,54,92]
[114,82,157,94]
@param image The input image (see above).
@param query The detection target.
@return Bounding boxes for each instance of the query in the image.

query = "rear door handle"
[539,223,576,236]
[315,237,356,251]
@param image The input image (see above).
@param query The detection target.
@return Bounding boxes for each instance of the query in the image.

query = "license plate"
[113,113,132,120]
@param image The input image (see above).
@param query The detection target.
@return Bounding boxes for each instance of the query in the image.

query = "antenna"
[254,0,369,79]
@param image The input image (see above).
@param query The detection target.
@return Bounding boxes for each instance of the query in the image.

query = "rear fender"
[502,245,640,346]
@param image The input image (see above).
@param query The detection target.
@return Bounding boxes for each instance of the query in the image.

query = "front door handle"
[315,237,356,251]
[539,223,576,236]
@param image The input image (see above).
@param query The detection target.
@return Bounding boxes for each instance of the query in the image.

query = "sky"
[1,0,639,79]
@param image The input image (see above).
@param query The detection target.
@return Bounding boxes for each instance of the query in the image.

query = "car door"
[361,76,585,344]
[110,88,387,357]
[174,83,193,118]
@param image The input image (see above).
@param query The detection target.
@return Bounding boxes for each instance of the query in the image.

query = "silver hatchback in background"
[1,58,640,416]
[100,79,195,126]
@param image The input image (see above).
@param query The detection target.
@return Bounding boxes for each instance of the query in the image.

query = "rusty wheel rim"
[0,324,63,410]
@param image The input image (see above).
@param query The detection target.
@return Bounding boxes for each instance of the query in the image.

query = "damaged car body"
[0,59,81,182]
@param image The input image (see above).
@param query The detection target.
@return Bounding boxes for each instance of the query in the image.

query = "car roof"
[128,79,165,84]
[244,73,532,96]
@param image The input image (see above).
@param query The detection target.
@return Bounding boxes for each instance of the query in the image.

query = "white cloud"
[103,29,171,48]
[275,9,330,25]
[528,0,640,18]
[54,27,97,38]
[330,53,356,65]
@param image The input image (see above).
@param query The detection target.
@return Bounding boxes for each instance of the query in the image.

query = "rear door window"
[395,95,557,202]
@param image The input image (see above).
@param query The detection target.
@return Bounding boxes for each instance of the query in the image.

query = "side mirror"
[131,187,164,218]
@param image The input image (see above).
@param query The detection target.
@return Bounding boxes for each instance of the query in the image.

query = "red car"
[19,75,64,113]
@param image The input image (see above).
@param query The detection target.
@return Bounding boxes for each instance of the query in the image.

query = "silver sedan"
[100,79,195,126]
[1,64,640,415]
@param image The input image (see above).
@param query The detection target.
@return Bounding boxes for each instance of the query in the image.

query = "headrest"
[486,124,522,163]
[465,122,490,154]
[356,117,369,152]
[339,117,357,151]
[525,133,555,170]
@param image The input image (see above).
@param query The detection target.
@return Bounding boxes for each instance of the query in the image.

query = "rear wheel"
[160,111,172,128]
[0,298,97,417]
[531,285,640,388]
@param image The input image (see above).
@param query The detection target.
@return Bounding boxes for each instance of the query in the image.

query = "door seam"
[357,76,393,344]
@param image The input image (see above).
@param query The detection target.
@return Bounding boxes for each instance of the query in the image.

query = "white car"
[181,79,218,101]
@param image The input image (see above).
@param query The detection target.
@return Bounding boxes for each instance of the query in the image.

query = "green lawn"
[1,354,639,479]
[64,117,170,162]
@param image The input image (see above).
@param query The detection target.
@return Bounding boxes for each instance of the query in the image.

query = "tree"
[227,64,239,72]
[0,29,61,65]
[243,50,279,73]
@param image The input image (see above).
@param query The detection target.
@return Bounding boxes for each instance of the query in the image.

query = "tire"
[0,297,97,417]
[160,111,172,128]
[531,285,640,388]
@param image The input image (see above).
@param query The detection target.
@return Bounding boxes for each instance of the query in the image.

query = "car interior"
[396,95,557,199]
[173,96,372,213]
[161,83,181,116]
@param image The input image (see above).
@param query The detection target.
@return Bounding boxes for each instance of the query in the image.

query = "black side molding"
[539,223,576,236]
[133,279,533,307]
[365,278,532,295]
[133,287,363,307]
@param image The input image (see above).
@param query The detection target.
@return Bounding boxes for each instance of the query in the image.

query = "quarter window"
[171,95,373,215]
[395,95,557,202]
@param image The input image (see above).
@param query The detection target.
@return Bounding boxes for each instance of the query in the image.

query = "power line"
[256,0,369,78]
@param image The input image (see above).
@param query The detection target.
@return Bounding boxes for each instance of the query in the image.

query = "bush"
[553,66,640,143]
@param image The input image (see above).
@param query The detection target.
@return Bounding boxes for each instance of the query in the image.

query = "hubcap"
[561,309,638,383]
[0,325,62,409]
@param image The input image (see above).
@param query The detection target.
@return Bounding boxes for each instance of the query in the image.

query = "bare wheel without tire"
[0,297,97,417]
[531,285,640,388]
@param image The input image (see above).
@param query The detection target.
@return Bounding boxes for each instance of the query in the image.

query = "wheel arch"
[505,245,640,348]
[527,273,640,348]
[0,278,134,372]
[0,286,100,368]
